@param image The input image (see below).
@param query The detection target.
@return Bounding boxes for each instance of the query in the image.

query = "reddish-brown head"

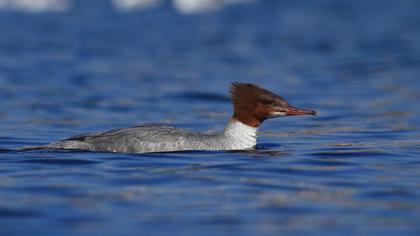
[230,83,316,127]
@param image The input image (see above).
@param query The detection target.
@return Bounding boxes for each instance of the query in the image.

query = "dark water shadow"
[358,188,419,200]
[0,148,14,153]
[0,207,42,218]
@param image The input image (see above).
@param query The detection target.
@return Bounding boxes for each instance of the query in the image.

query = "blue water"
[1,0,420,235]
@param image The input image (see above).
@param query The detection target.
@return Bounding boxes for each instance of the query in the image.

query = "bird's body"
[24,83,316,153]
[41,121,257,153]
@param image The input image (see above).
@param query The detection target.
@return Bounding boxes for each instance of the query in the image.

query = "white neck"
[222,119,257,150]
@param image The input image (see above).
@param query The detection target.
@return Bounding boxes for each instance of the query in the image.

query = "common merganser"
[27,83,316,153]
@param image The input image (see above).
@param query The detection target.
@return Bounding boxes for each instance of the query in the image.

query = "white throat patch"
[223,120,257,150]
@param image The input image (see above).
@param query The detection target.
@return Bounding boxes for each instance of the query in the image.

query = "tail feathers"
[20,140,90,150]
[1,140,91,152]
[18,142,65,151]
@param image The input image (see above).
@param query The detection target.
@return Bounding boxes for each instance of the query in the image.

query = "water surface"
[0,0,420,235]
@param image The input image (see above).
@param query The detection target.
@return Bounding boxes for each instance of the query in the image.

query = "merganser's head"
[230,82,316,127]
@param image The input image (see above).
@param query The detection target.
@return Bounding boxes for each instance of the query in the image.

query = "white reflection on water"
[0,0,72,12]
[111,0,163,11]
[0,0,255,13]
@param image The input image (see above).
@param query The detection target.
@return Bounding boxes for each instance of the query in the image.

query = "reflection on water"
[0,0,255,13]
[1,0,420,235]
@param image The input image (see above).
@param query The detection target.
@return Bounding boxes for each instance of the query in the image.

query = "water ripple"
[309,150,398,158]
[18,158,99,165]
